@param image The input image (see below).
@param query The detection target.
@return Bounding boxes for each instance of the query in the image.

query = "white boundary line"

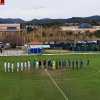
[0,52,100,57]
[45,69,69,100]
[43,53,100,55]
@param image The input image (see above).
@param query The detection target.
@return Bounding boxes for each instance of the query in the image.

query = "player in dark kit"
[80,60,84,69]
[72,60,75,70]
[68,59,71,68]
[0,48,2,54]
[87,59,90,66]
[76,60,79,70]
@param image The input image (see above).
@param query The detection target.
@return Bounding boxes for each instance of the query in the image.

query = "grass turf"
[0,54,100,100]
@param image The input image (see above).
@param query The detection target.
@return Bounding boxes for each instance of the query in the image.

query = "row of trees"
[0,26,100,47]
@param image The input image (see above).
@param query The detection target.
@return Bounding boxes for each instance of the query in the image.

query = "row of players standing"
[34,59,90,70]
[4,59,90,72]
[4,61,31,72]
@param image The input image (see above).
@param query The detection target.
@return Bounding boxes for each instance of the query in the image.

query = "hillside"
[0,15,100,26]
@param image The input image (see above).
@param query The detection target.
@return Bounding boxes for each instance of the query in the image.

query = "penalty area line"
[45,69,69,100]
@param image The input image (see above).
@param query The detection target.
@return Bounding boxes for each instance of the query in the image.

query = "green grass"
[0,54,100,100]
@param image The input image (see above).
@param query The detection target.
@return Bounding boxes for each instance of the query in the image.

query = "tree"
[94,30,100,38]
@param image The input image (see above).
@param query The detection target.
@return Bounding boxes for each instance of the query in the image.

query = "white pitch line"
[45,69,69,100]
[43,53,100,55]
[0,52,100,57]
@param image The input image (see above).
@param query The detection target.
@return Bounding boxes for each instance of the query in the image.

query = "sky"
[0,0,100,20]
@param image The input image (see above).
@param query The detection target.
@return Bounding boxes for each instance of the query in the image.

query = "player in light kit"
[4,62,7,72]
[11,64,14,72]
[21,62,24,72]
[17,62,20,72]
[36,61,39,69]
[28,61,31,71]
[52,60,56,70]
[8,62,10,72]
[24,62,27,71]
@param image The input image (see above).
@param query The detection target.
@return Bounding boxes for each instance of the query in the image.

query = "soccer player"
[11,64,14,72]
[59,60,62,69]
[68,59,71,68]
[48,60,51,69]
[8,62,10,72]
[17,62,20,72]
[21,62,24,72]
[4,62,7,72]
[43,60,46,69]
[87,59,90,66]
[24,62,27,71]
[72,60,75,70]
[80,60,84,69]
[28,61,31,71]
[76,60,79,70]
[63,60,67,69]
[39,60,42,69]
[36,61,39,69]
[52,60,56,70]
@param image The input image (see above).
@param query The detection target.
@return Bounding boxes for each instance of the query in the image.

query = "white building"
[60,26,100,32]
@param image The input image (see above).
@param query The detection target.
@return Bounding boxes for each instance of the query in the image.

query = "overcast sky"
[0,0,100,20]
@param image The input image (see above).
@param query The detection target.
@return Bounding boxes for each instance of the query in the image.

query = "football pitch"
[0,54,100,100]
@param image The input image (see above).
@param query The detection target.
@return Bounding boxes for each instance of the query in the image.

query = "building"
[60,25,100,33]
[79,23,93,28]
[0,24,20,32]
[0,24,21,44]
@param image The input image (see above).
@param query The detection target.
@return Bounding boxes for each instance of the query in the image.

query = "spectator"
[0,48,2,54]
